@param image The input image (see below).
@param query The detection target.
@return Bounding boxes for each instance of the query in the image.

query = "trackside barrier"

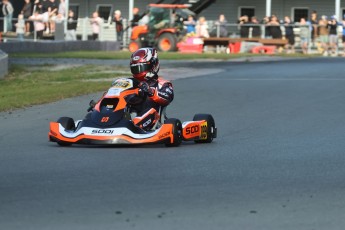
[0,49,8,79]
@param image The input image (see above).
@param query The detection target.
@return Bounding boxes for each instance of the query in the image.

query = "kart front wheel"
[164,118,182,147]
[193,114,216,143]
[57,117,75,146]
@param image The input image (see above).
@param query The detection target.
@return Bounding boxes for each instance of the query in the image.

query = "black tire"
[157,33,177,52]
[164,118,182,147]
[193,114,216,143]
[57,117,75,146]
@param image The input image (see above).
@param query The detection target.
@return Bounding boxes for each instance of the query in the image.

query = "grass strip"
[0,64,129,111]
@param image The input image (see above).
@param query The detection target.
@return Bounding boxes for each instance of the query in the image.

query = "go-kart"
[48,78,217,147]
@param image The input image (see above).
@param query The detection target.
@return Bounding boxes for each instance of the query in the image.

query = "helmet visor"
[130,63,151,74]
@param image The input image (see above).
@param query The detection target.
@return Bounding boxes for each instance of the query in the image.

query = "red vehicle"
[48,78,217,147]
[129,4,190,52]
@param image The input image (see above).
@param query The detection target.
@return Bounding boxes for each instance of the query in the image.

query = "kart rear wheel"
[57,117,75,146]
[193,114,216,143]
[164,118,182,147]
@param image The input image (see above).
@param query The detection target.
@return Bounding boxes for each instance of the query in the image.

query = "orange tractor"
[129,4,192,52]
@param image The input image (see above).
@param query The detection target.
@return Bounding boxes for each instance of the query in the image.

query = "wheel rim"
[160,38,171,51]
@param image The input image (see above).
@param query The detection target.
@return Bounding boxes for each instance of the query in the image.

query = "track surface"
[1,58,345,230]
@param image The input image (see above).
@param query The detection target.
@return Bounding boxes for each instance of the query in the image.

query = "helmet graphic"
[130,48,160,81]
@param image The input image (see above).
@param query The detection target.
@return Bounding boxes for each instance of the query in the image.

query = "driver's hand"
[138,82,154,97]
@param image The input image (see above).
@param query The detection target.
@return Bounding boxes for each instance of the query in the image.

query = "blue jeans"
[5,13,13,32]
[116,31,123,43]
[17,33,24,41]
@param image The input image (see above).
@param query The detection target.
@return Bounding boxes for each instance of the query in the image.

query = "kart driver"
[127,47,174,130]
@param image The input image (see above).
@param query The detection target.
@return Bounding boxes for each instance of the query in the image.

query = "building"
[67,0,345,23]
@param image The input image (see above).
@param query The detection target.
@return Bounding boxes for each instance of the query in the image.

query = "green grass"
[10,50,318,60]
[0,64,129,111]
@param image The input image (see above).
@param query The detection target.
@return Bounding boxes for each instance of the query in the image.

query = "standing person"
[195,16,209,38]
[310,11,318,46]
[299,18,310,54]
[184,15,196,34]
[15,13,25,41]
[90,11,102,40]
[113,10,123,43]
[284,16,295,53]
[131,7,140,28]
[214,14,228,37]
[328,15,339,56]
[238,15,250,38]
[21,0,32,34]
[267,15,282,38]
[250,16,261,38]
[29,9,45,39]
[58,0,65,17]
[342,15,345,56]
[2,0,14,32]
[66,10,77,40]
[318,15,329,56]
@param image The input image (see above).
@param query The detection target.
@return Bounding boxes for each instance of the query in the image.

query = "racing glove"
[138,82,154,97]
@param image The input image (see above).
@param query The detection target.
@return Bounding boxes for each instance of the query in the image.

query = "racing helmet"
[130,48,160,81]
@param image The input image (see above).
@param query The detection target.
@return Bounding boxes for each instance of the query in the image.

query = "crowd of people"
[1,1,345,55]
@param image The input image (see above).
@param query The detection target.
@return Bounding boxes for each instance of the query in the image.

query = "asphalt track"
[1,57,345,230]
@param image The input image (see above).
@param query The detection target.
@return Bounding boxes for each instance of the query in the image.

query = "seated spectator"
[184,15,196,34]
[196,16,209,38]
[298,18,310,54]
[29,9,45,39]
[284,16,295,53]
[238,15,250,38]
[214,14,228,37]
[250,16,261,38]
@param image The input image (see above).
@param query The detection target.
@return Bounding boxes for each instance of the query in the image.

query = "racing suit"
[132,75,174,130]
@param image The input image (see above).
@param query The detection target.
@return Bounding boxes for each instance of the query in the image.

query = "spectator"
[328,15,339,56]
[21,0,32,34]
[29,9,45,39]
[267,15,282,38]
[113,10,124,43]
[250,16,261,38]
[15,13,25,41]
[184,15,196,34]
[342,14,345,57]
[42,0,51,13]
[34,0,43,13]
[238,15,250,38]
[214,14,228,37]
[284,16,295,53]
[310,11,318,45]
[58,0,65,17]
[298,18,309,54]
[2,0,14,32]
[318,15,329,56]
[66,9,77,40]
[90,11,102,40]
[261,16,271,37]
[131,7,140,28]
[195,16,209,38]
[48,0,58,33]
